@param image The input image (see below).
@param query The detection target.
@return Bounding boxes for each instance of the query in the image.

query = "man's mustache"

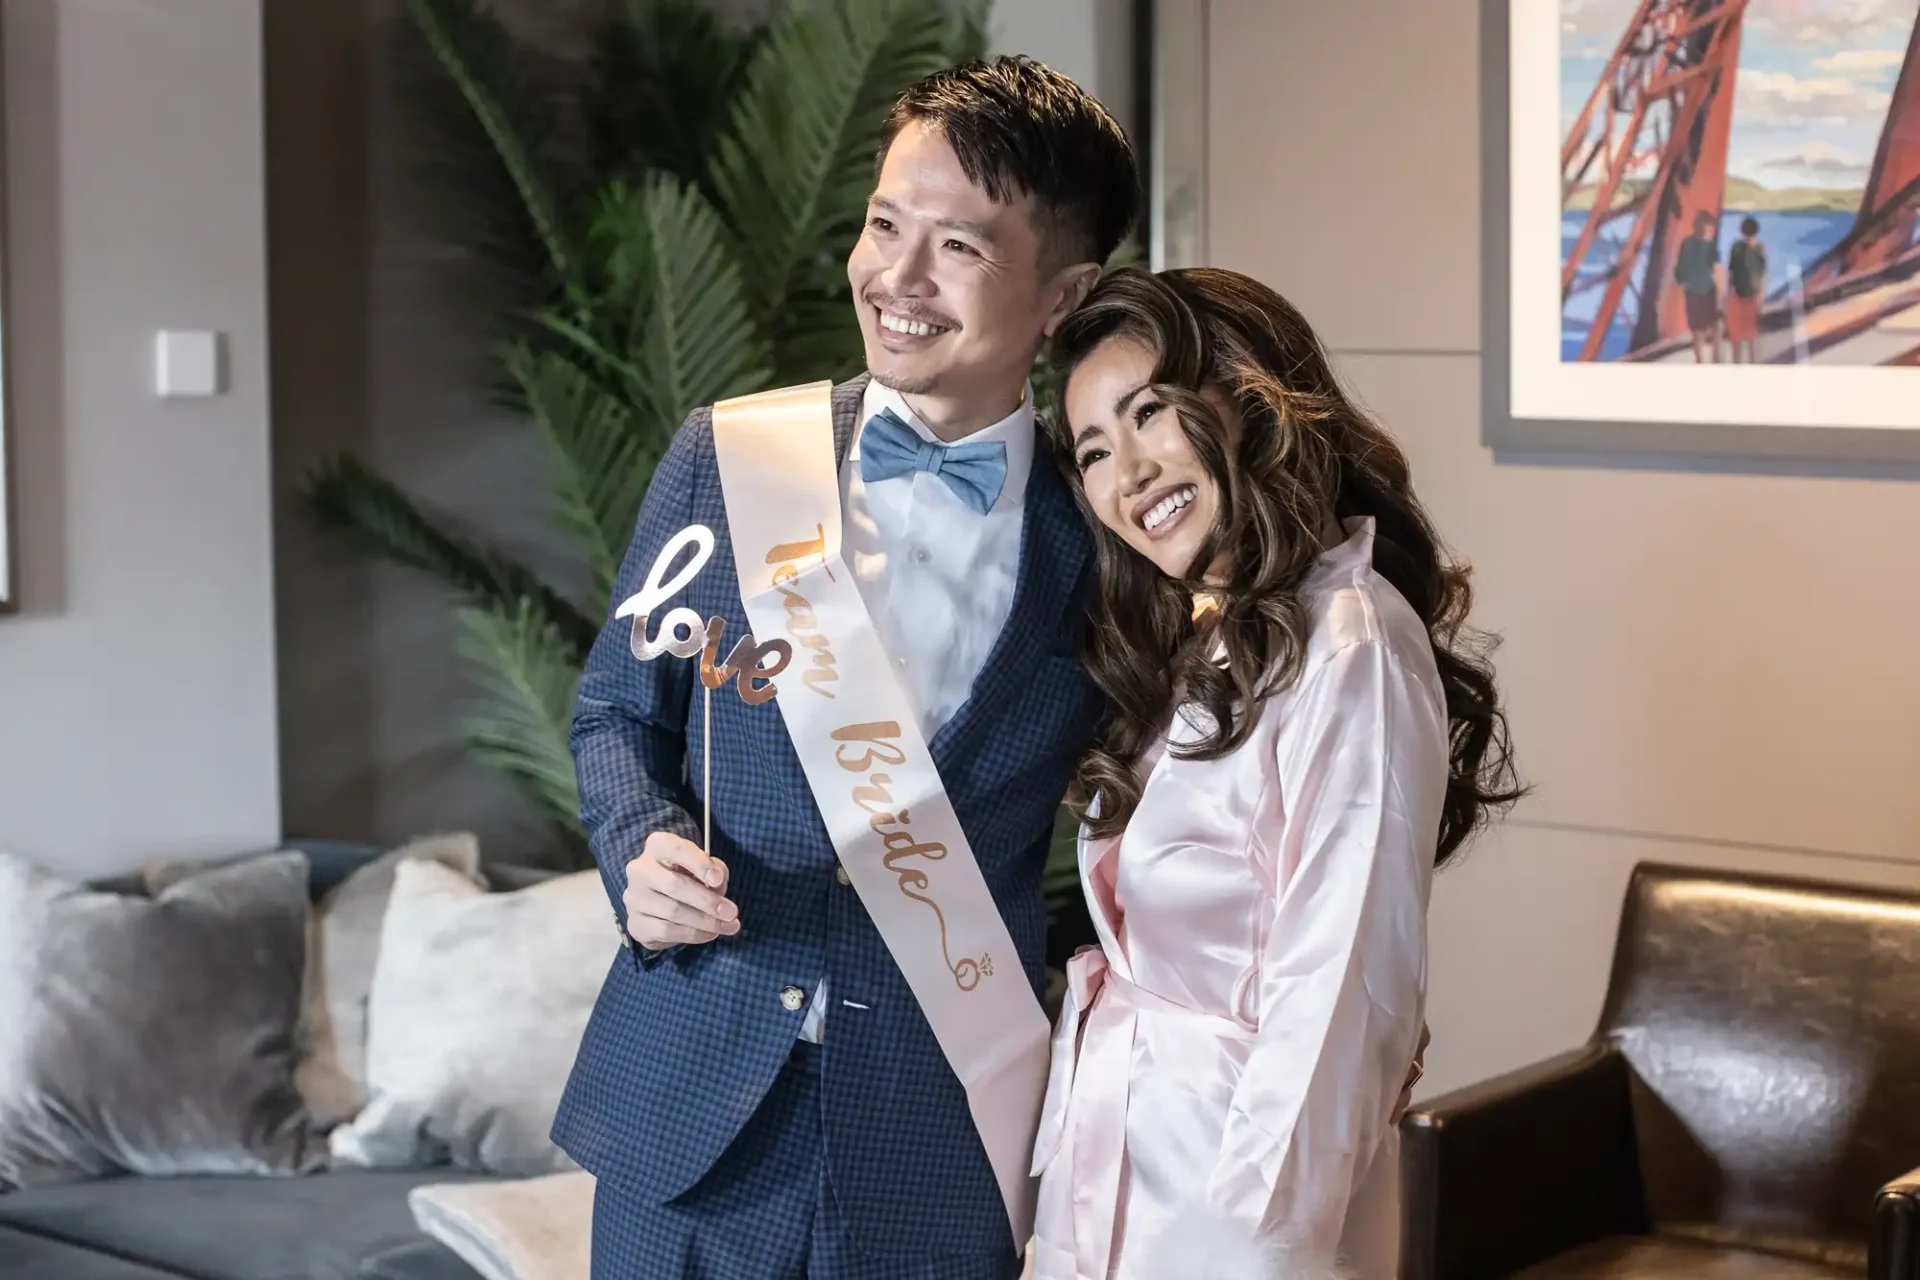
[863,293,961,331]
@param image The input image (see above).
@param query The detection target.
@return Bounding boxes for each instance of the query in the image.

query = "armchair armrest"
[1874,1165,1920,1280]
[1399,1041,1644,1280]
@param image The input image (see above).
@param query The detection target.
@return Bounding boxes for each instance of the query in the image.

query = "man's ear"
[1041,261,1105,338]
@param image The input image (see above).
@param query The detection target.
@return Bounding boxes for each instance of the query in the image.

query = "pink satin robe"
[1029,520,1448,1280]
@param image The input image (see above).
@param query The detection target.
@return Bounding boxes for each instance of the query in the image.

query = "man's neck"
[898,379,1029,443]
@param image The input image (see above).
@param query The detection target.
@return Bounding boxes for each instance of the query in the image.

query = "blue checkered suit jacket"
[552,375,1105,1257]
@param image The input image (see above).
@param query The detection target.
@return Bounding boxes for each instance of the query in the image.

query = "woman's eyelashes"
[1075,401,1167,470]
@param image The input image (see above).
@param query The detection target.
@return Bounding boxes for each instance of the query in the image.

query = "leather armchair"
[1401,863,1920,1279]
[1879,1167,1920,1280]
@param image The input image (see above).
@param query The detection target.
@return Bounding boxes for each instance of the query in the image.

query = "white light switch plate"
[154,330,222,398]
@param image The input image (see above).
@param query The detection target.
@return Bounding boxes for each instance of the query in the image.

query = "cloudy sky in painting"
[1560,0,1918,190]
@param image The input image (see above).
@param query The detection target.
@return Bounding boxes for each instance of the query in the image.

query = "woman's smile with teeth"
[1141,485,1197,533]
[879,311,948,337]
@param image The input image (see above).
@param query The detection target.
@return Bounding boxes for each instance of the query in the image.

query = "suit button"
[835,865,851,886]
[780,985,806,1012]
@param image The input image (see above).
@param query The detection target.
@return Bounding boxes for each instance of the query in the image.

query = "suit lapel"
[832,373,868,470]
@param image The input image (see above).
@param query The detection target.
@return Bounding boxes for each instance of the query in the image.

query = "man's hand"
[622,832,739,950]
[1389,1021,1432,1125]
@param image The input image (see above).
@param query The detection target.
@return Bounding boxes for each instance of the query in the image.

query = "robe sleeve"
[1203,636,1448,1263]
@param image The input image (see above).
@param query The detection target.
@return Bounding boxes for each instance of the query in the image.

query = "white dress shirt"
[797,378,1034,1042]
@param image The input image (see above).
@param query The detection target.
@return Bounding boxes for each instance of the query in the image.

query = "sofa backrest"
[1598,862,1920,1260]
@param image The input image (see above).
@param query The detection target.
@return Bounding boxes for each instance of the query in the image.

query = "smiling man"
[552,59,1138,1280]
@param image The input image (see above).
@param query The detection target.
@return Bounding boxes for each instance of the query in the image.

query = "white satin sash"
[708,381,1051,1246]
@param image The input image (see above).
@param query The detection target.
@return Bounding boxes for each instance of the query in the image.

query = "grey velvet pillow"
[0,851,321,1190]
[143,833,483,1131]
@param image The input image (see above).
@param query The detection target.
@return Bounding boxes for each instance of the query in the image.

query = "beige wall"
[1207,0,1920,1098]
[0,0,280,877]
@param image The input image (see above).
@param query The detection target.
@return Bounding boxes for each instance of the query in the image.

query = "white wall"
[0,0,280,878]
[1206,0,1920,1099]
[992,0,1136,142]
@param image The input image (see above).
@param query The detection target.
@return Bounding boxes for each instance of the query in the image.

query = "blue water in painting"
[1560,210,1854,361]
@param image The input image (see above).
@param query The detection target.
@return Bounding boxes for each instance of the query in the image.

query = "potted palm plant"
[302,0,1109,952]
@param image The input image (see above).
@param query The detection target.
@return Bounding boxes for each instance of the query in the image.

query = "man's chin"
[868,364,940,395]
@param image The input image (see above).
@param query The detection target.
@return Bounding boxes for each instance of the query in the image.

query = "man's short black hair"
[877,56,1139,269]
[1695,210,1717,228]
[1741,216,1760,236]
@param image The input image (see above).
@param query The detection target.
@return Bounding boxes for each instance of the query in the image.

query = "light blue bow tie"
[857,407,1008,516]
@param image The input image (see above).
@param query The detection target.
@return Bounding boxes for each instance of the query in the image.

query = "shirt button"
[895,655,909,669]
[780,985,806,1012]
[835,865,851,886]
[913,546,931,563]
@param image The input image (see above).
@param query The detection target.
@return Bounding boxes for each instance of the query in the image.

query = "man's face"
[848,121,1089,407]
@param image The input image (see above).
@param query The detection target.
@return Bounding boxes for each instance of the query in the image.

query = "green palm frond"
[584,0,764,194]
[405,0,579,292]
[589,173,773,438]
[753,294,868,386]
[506,344,659,602]
[455,598,584,832]
[301,456,600,658]
[945,0,993,63]
[322,0,998,861]
[708,0,958,375]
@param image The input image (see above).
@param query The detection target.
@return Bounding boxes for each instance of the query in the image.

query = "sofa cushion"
[329,863,614,1176]
[0,1223,190,1279]
[361,1239,495,1280]
[117,839,386,904]
[408,1171,593,1280]
[0,1171,494,1280]
[0,851,319,1190]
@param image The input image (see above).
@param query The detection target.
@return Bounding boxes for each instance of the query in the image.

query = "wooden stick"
[703,683,712,855]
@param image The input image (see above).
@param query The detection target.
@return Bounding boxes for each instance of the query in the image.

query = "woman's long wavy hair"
[1049,267,1522,864]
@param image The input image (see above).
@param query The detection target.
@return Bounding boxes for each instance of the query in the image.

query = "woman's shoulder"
[1297,526,1438,683]
[1302,576,1430,674]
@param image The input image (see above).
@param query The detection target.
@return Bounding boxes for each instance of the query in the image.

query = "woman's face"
[1063,336,1237,581]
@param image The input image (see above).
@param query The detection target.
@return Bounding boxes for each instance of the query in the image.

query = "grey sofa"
[0,1168,492,1279]
[0,841,563,1280]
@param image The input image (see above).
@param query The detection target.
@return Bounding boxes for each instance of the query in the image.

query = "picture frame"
[1482,0,1920,464]
[1148,0,1208,271]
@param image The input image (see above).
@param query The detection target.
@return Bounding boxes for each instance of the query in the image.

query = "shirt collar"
[856,379,1036,508]
[1302,516,1376,591]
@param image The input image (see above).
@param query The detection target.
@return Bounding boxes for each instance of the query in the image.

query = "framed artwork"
[1484,0,1920,460]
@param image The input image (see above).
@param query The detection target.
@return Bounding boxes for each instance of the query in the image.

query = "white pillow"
[328,861,614,1174]
[410,1171,594,1280]
[300,833,481,1129]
